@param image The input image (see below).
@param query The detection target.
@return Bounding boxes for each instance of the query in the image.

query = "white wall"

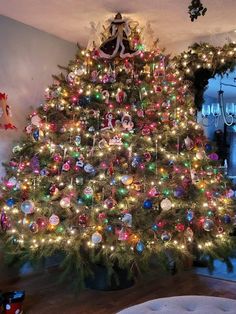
[0,15,76,177]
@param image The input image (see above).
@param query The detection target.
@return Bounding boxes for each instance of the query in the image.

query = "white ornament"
[75,68,84,76]
[83,186,93,196]
[91,231,102,244]
[122,213,132,227]
[160,198,172,211]
[190,169,199,184]
[60,197,71,208]
[31,114,41,127]
[7,176,17,187]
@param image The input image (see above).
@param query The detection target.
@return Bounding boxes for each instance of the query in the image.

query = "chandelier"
[201,80,236,127]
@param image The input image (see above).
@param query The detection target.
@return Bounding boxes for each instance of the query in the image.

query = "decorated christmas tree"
[0,14,235,288]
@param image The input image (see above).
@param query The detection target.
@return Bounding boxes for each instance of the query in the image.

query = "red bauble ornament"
[78,214,88,226]
[175,223,185,232]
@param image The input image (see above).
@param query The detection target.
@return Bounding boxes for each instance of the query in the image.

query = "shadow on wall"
[0,15,76,178]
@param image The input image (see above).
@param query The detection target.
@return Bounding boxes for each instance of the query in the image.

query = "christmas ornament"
[136,241,145,253]
[121,113,134,131]
[184,136,194,150]
[29,222,39,233]
[75,135,81,146]
[84,163,95,174]
[6,177,17,188]
[91,70,98,82]
[101,112,117,131]
[30,155,40,174]
[31,114,41,127]
[49,214,60,226]
[203,218,214,231]
[132,156,142,167]
[60,197,71,208]
[222,214,231,224]
[75,157,84,168]
[186,210,194,221]
[78,214,88,226]
[0,93,16,129]
[6,198,15,207]
[0,211,9,231]
[121,175,133,186]
[36,217,48,230]
[109,135,122,146]
[102,90,110,104]
[75,67,84,76]
[116,90,127,103]
[67,72,76,83]
[21,200,35,214]
[148,187,159,197]
[118,228,129,241]
[160,198,172,211]
[83,186,93,196]
[104,197,116,209]
[143,199,153,209]
[98,13,139,59]
[62,161,71,171]
[75,176,84,185]
[91,231,102,244]
[208,153,219,161]
[121,213,132,227]
[106,225,113,232]
[40,168,49,176]
[185,227,194,241]
[33,129,40,141]
[161,232,171,241]
[196,149,205,160]
[176,223,185,232]
[190,169,199,184]
[174,187,185,198]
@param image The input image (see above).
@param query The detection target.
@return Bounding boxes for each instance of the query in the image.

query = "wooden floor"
[2,268,236,314]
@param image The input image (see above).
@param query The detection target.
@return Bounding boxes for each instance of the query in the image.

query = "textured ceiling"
[0,0,236,54]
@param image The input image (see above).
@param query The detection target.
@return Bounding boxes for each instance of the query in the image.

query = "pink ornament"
[49,214,60,226]
[148,187,159,197]
[118,228,129,241]
[62,161,71,171]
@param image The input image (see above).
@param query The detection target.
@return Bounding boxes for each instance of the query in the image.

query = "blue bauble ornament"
[136,241,145,253]
[110,178,116,186]
[174,187,185,198]
[6,198,16,207]
[33,129,39,141]
[152,224,158,231]
[131,156,142,167]
[106,225,113,232]
[143,199,153,209]
[21,200,35,214]
[205,143,212,152]
[186,210,194,221]
[223,214,231,224]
